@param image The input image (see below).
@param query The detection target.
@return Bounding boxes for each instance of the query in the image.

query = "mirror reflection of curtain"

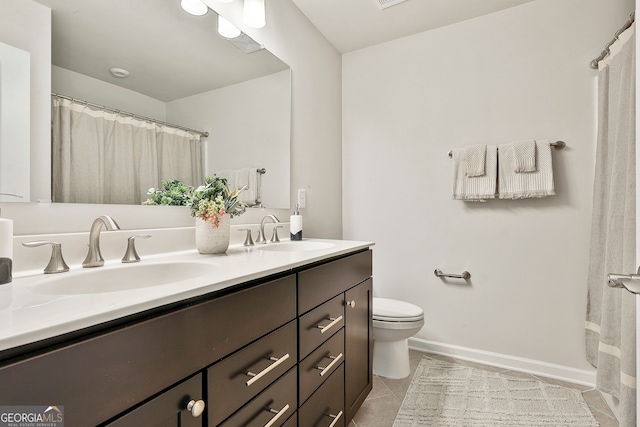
[51,97,202,204]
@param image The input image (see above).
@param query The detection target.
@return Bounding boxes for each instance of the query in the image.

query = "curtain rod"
[590,12,635,69]
[51,93,209,138]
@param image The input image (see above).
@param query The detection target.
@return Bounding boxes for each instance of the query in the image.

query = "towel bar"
[434,269,471,280]
[447,140,565,158]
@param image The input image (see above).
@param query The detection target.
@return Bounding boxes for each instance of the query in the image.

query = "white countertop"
[0,238,373,354]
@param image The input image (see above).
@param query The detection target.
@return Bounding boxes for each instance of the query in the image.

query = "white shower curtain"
[585,23,636,427]
[52,97,203,204]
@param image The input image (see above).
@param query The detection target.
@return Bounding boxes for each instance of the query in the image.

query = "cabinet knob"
[346,300,356,308]
[186,399,205,417]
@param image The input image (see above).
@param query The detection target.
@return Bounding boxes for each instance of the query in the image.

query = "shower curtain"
[585,23,636,427]
[52,97,203,204]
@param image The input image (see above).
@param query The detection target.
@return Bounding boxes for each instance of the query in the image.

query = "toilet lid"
[373,297,424,322]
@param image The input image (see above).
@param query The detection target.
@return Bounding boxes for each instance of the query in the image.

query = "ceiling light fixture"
[109,67,130,78]
[218,15,241,38]
[243,0,265,28]
[180,0,208,16]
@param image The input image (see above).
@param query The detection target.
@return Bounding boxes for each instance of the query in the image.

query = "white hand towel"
[235,167,257,205]
[498,140,555,199]
[464,144,487,177]
[452,145,497,201]
[511,139,536,173]
[215,169,235,189]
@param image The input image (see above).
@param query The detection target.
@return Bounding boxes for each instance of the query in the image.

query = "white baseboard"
[409,337,597,387]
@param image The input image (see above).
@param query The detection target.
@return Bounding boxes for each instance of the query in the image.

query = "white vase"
[195,215,230,254]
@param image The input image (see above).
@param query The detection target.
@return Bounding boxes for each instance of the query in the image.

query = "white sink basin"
[30,261,213,295]
[257,241,335,252]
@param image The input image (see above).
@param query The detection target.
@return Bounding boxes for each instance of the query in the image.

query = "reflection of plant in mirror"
[188,176,247,228]
[143,179,193,206]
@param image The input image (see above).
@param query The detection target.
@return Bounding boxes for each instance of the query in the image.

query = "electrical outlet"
[297,189,306,208]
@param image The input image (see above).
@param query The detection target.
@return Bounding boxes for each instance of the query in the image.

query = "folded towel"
[452,145,497,201]
[511,139,536,173]
[235,167,258,205]
[498,140,555,199]
[464,144,487,177]
[215,168,259,205]
[214,169,235,188]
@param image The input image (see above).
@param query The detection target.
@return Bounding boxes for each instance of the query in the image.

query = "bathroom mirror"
[0,41,30,203]
[33,0,291,208]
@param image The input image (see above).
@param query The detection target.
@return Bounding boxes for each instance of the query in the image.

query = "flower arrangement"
[188,176,246,228]
[143,179,193,206]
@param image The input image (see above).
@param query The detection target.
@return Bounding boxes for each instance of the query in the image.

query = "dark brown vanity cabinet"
[0,248,372,427]
[297,250,373,425]
[0,275,297,426]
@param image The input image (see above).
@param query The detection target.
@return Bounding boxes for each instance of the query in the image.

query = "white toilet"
[372,297,424,379]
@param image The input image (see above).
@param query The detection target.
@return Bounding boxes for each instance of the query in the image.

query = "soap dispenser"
[0,210,12,284]
[290,204,303,241]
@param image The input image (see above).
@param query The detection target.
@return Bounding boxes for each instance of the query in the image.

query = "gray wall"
[342,0,634,381]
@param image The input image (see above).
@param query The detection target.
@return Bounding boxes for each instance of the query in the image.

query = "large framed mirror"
[0,41,30,203]
[33,0,291,208]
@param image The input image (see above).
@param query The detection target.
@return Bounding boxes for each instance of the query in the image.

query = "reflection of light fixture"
[109,67,130,78]
[218,15,241,38]
[180,0,208,16]
[243,0,265,28]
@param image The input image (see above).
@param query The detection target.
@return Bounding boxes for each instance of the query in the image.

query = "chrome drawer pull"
[245,353,290,386]
[316,353,343,377]
[325,410,343,427]
[263,404,290,427]
[317,315,343,334]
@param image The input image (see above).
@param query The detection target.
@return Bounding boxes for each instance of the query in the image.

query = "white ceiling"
[291,0,536,53]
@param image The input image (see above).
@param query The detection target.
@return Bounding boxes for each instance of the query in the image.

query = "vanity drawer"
[0,274,296,427]
[208,320,297,426]
[298,250,372,314]
[299,328,344,405]
[299,294,345,360]
[281,412,297,427]
[106,374,204,427]
[218,366,297,427]
[299,364,345,427]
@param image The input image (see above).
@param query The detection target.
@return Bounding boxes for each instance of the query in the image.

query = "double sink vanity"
[0,233,374,427]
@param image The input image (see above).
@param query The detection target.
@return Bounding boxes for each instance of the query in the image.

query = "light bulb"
[180,0,208,16]
[218,15,241,38]
[243,0,265,28]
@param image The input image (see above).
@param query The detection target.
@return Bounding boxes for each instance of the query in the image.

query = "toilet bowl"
[372,297,424,379]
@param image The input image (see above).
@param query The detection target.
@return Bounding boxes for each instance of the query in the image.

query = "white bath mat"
[392,357,599,426]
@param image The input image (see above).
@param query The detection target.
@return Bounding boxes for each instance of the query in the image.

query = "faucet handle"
[270,226,283,243]
[122,234,152,263]
[22,241,70,274]
[238,229,255,246]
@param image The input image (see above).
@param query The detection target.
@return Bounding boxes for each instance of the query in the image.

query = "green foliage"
[143,179,193,206]
[188,176,247,226]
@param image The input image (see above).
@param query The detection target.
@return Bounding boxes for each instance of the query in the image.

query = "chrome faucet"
[82,215,121,268]
[257,215,280,244]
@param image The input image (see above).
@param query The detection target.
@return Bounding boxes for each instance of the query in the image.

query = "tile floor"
[349,350,619,427]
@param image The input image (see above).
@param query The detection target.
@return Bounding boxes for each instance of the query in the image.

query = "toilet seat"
[373,297,424,323]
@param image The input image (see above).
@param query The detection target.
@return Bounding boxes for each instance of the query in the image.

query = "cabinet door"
[344,278,373,424]
[106,374,204,427]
